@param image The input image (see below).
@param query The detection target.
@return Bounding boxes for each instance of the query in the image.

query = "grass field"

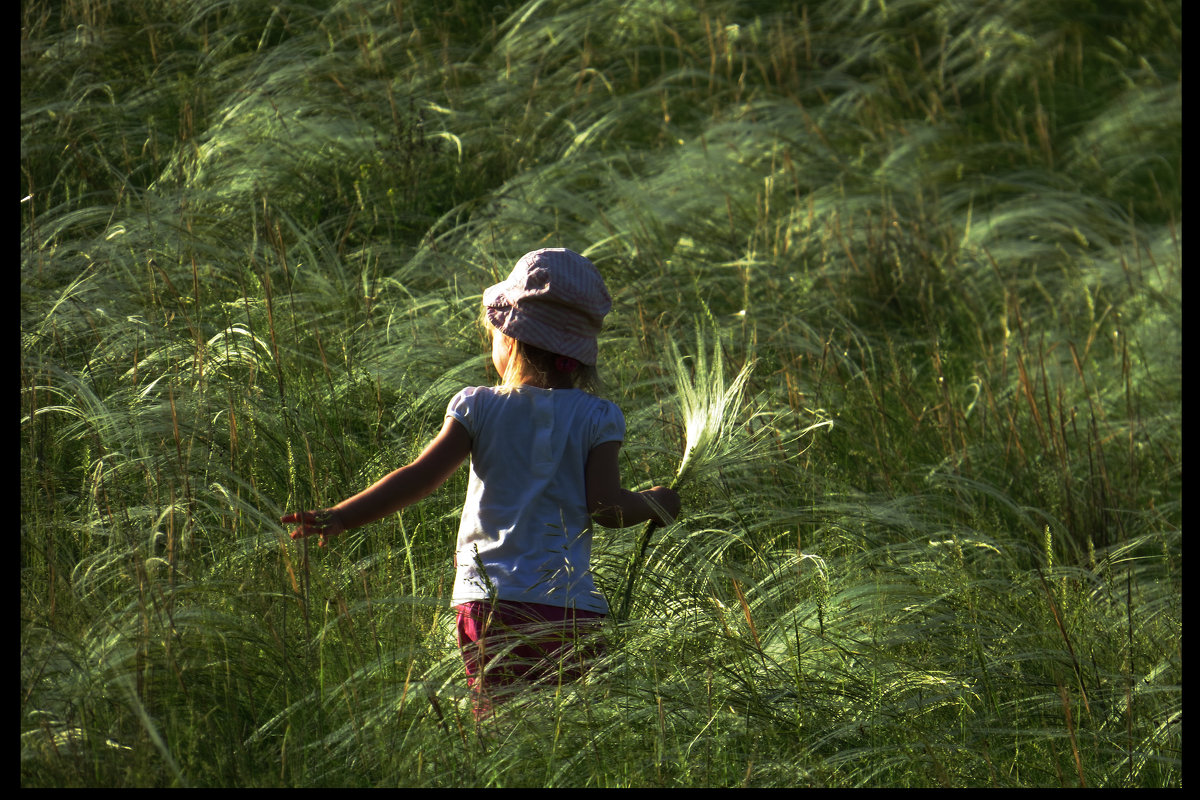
[21,0,1180,787]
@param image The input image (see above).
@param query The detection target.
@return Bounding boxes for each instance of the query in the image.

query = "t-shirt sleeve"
[591,398,626,448]
[446,387,481,438]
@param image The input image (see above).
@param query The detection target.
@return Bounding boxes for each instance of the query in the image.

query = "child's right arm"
[585,441,681,528]
[282,417,471,547]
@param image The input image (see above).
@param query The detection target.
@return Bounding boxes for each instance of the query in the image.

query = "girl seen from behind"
[282,248,680,716]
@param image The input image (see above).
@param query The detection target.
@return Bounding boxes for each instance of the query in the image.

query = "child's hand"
[644,486,681,526]
[281,509,345,548]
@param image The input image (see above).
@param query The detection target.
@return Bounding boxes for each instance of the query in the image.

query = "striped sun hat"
[483,248,612,365]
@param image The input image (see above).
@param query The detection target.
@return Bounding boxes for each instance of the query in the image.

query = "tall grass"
[22,0,1179,787]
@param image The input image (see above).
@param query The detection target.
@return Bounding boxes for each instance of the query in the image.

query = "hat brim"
[485,304,599,365]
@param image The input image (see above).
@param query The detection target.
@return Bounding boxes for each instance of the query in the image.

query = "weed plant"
[22,0,1179,787]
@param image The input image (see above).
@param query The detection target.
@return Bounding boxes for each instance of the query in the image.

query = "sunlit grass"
[22,0,1178,788]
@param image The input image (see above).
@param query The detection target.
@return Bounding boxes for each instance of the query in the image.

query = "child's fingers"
[281,511,320,539]
[646,486,681,523]
[281,510,341,544]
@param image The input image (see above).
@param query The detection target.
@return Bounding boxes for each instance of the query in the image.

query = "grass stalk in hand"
[616,330,756,622]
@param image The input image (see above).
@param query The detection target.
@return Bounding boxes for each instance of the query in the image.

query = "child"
[282,248,680,715]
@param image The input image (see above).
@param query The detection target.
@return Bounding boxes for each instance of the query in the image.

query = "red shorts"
[455,600,605,714]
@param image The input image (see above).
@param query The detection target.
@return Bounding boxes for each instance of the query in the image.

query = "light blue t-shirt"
[446,385,625,613]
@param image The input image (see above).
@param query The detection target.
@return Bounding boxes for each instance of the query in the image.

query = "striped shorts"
[455,600,605,715]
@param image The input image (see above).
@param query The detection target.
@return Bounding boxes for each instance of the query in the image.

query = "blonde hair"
[482,311,602,394]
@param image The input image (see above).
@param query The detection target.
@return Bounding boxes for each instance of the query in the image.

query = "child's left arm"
[283,417,471,547]
[585,440,681,528]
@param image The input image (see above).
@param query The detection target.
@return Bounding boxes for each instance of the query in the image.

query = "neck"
[504,365,573,390]
[518,374,573,390]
